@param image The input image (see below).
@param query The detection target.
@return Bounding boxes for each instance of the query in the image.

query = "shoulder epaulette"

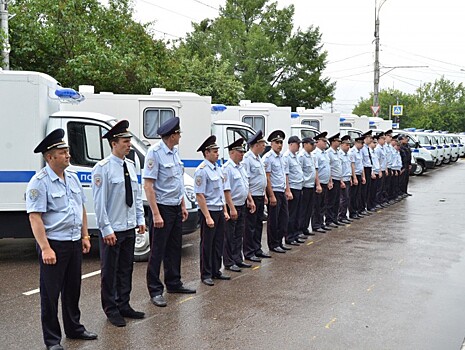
[36,168,47,180]
[97,159,110,167]
[125,158,135,165]
[66,169,77,174]
[199,163,206,169]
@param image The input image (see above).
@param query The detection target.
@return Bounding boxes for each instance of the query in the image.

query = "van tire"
[451,154,459,162]
[414,161,424,175]
[134,230,151,262]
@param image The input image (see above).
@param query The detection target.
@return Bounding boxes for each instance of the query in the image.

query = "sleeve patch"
[195,176,202,186]
[94,175,102,187]
[28,189,39,201]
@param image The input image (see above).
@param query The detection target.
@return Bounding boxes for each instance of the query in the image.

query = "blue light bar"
[211,104,227,112]
[291,112,300,118]
[55,88,81,99]
[340,118,346,122]
[425,146,436,150]
[369,121,375,125]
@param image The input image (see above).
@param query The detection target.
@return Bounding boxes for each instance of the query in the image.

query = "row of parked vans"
[1,70,463,260]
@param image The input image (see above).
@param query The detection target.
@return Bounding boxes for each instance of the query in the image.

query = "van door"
[138,100,179,145]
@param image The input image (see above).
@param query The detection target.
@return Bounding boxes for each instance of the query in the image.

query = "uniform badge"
[28,189,39,201]
[195,176,202,186]
[147,158,155,170]
[223,173,227,183]
[94,175,102,187]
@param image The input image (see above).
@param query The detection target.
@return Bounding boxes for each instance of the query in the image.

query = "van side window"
[143,108,175,138]
[302,120,320,129]
[340,123,352,128]
[67,122,110,167]
[226,127,254,151]
[301,130,318,139]
[242,115,265,133]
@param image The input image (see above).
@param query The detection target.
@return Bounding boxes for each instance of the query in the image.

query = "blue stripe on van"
[182,159,204,168]
[0,171,36,183]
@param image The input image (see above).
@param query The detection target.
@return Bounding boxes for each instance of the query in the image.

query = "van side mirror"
[415,141,420,148]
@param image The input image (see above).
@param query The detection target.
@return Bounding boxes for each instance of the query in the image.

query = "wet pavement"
[2,160,465,349]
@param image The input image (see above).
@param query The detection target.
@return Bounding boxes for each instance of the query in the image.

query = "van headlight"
[185,185,197,204]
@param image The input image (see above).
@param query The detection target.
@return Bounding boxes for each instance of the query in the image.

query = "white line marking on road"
[22,270,101,296]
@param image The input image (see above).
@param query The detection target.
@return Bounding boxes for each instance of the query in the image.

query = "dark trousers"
[376,172,386,204]
[199,210,225,280]
[349,175,362,216]
[38,240,85,346]
[287,188,302,242]
[389,171,400,198]
[326,180,341,224]
[99,228,135,317]
[384,170,392,201]
[399,168,410,194]
[298,187,315,234]
[267,191,288,249]
[369,175,379,209]
[361,167,372,210]
[339,180,351,220]
[312,183,328,230]
[147,204,183,297]
[387,169,396,200]
[243,196,265,258]
[223,204,246,267]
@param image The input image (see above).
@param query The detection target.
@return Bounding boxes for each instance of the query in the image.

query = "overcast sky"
[131,0,465,113]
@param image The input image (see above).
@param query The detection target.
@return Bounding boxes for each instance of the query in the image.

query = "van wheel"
[414,161,424,175]
[134,230,150,262]
[451,155,459,162]
[443,157,451,164]
[436,159,442,166]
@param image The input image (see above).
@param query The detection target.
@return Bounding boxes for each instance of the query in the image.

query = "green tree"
[181,0,335,108]
[8,0,169,93]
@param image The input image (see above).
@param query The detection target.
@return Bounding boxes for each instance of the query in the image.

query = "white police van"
[401,130,436,175]
[0,71,197,261]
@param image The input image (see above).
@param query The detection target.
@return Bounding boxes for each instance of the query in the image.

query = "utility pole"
[373,0,387,115]
[0,0,10,70]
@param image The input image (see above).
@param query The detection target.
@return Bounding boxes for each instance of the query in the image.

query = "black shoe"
[314,228,327,233]
[151,294,167,307]
[322,226,332,231]
[285,240,300,246]
[407,193,412,196]
[302,230,312,236]
[280,245,292,250]
[167,286,197,294]
[326,223,339,228]
[237,262,252,268]
[307,231,316,235]
[349,215,360,220]
[47,345,64,350]
[256,252,272,258]
[202,278,214,286]
[213,273,231,280]
[298,233,308,239]
[246,255,262,262]
[107,313,126,327]
[66,330,98,340]
[225,264,242,272]
[334,221,346,226]
[296,238,306,243]
[270,247,286,253]
[120,307,145,319]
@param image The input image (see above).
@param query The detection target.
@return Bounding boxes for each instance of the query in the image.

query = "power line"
[137,0,198,21]
[325,64,372,75]
[383,43,465,70]
[327,52,372,65]
[333,69,374,79]
[152,28,182,39]
[192,0,219,11]
[323,41,371,47]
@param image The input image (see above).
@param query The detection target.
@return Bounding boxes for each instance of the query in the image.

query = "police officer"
[283,135,305,245]
[374,132,388,207]
[369,136,382,210]
[144,117,196,309]
[242,130,271,261]
[92,120,146,327]
[360,130,374,214]
[27,129,97,350]
[348,136,366,219]
[326,133,344,227]
[338,135,352,224]
[223,138,256,272]
[399,134,412,197]
[312,131,333,233]
[384,130,395,204]
[263,130,292,253]
[391,137,403,200]
[194,136,231,286]
[298,137,321,236]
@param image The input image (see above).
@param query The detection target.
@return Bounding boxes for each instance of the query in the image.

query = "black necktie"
[123,161,133,207]
[367,146,373,165]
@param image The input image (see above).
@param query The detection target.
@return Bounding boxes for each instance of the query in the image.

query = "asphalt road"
[2,160,465,350]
